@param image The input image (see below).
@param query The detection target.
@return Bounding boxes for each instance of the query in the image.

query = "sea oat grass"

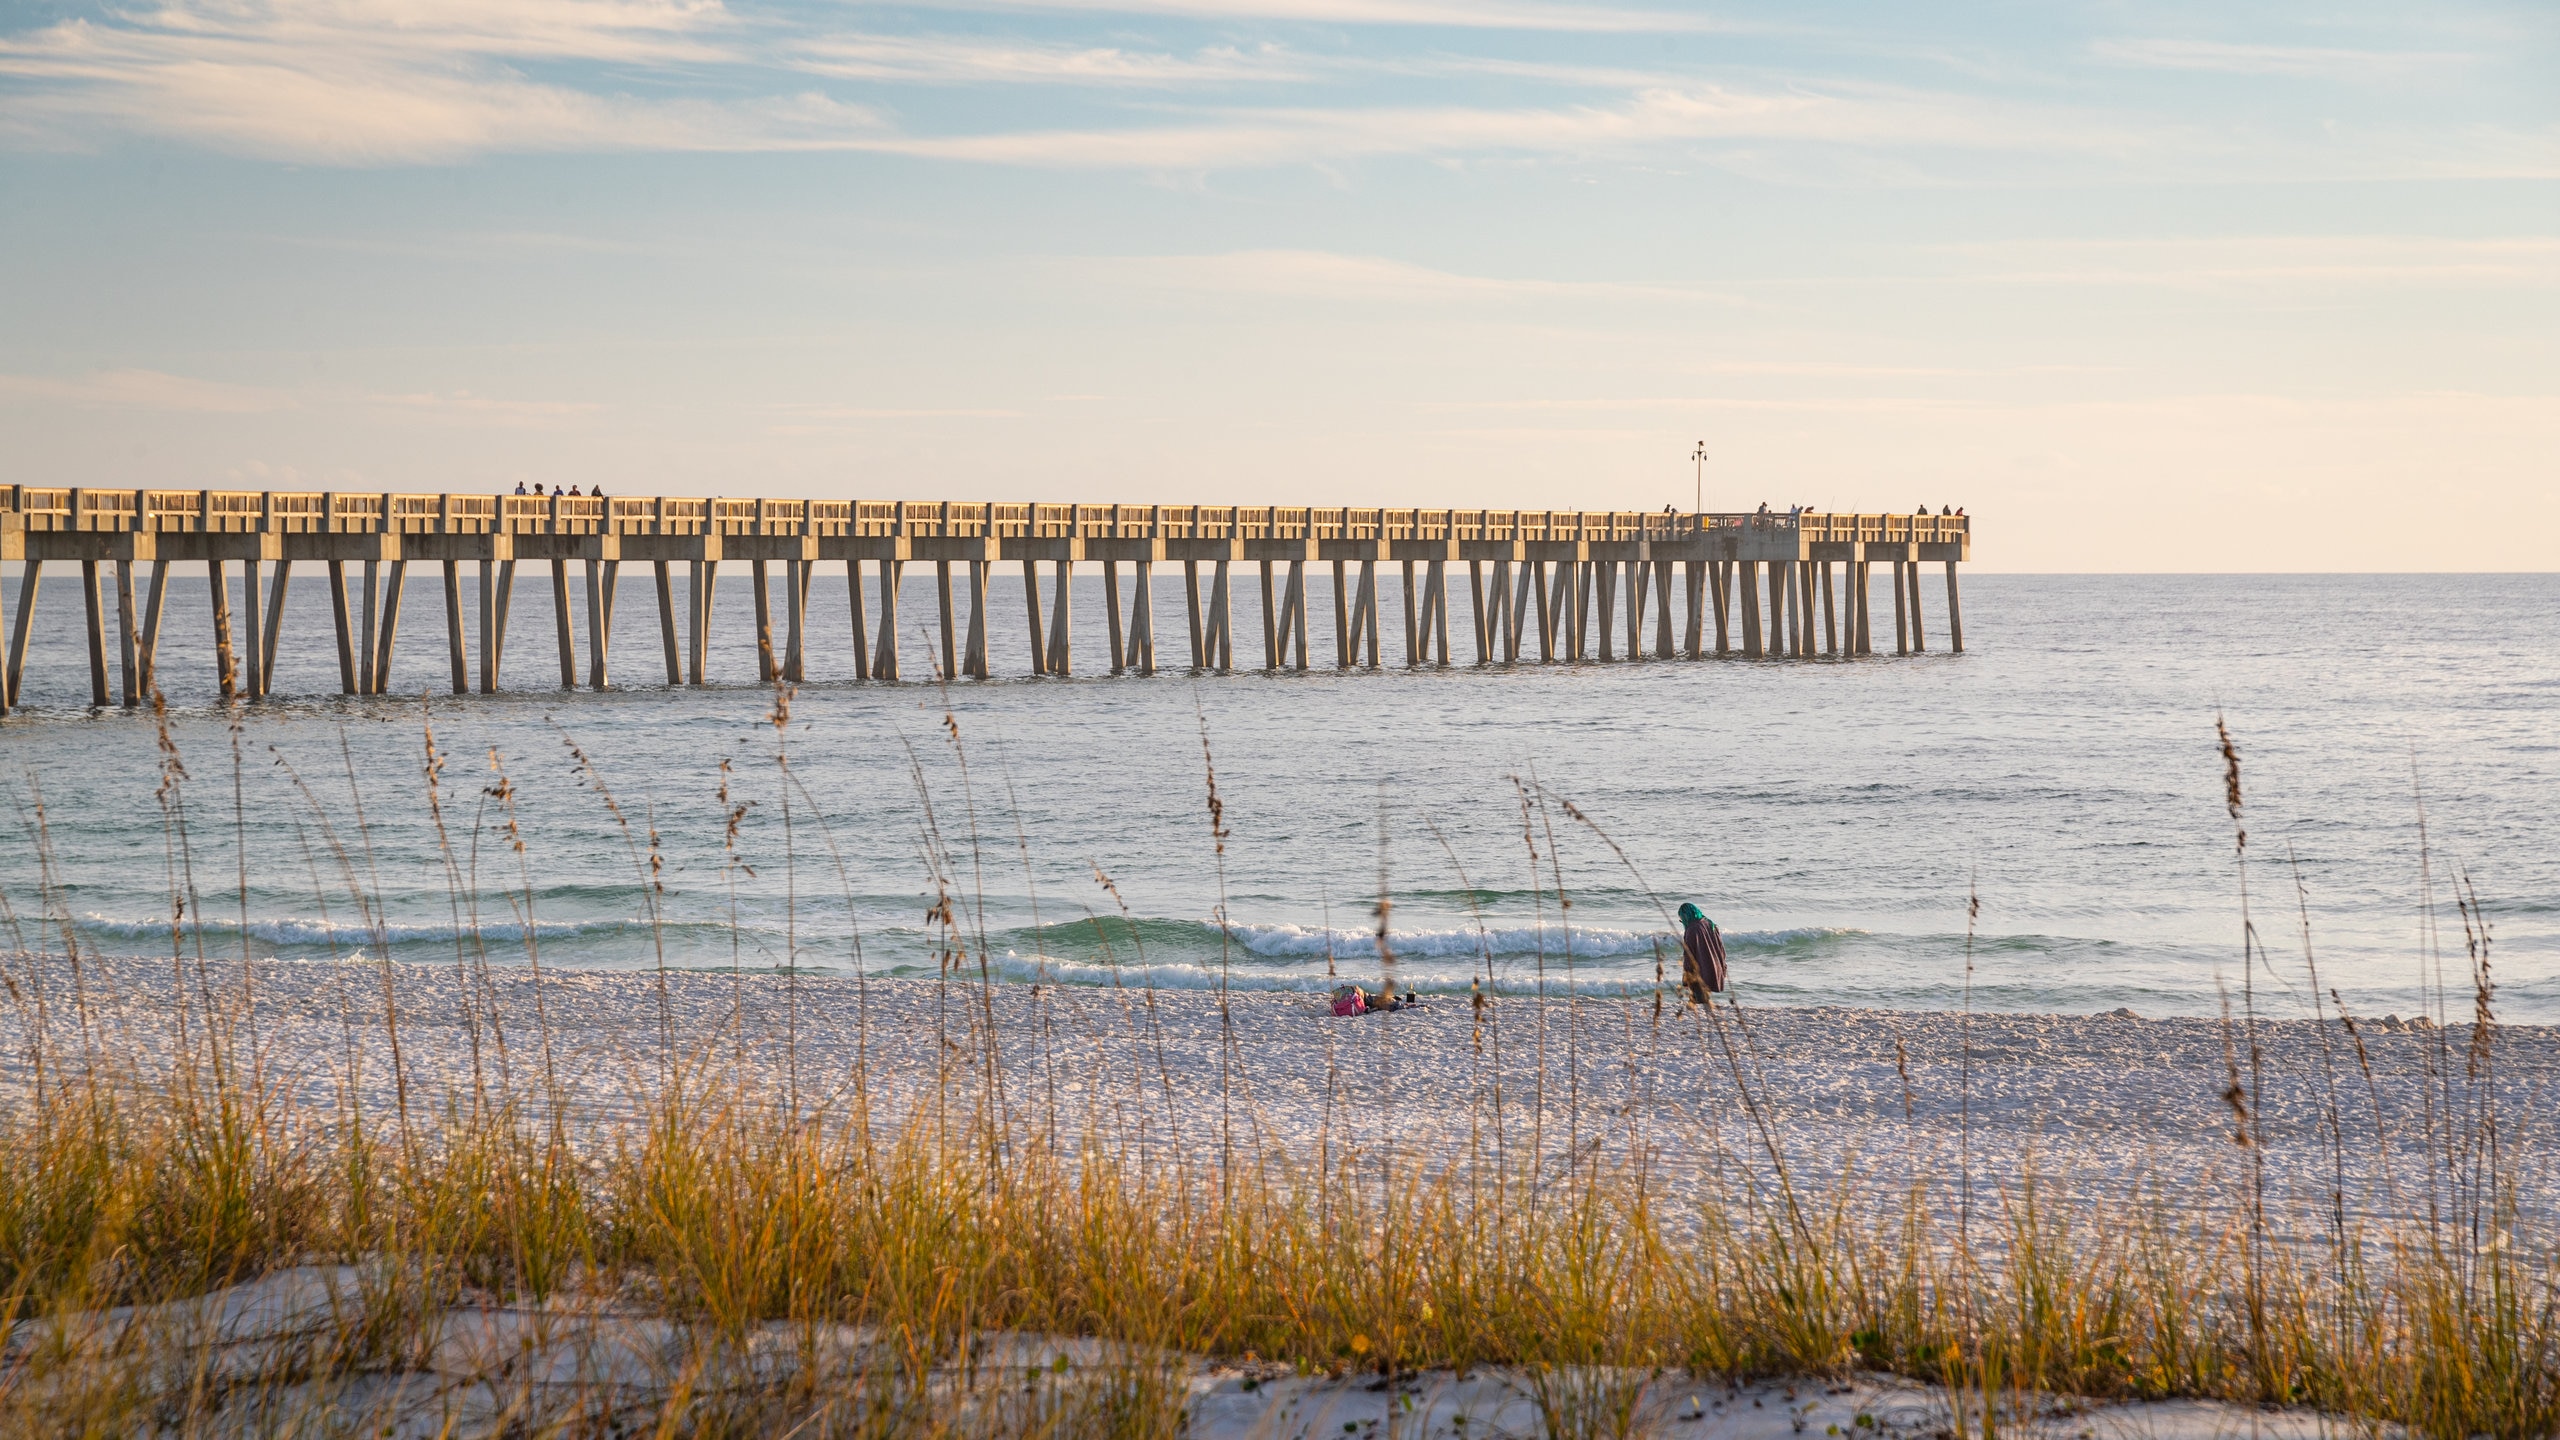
[0,708,2552,1437]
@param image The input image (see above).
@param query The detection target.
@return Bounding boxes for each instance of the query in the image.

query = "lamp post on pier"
[1691,440,1708,516]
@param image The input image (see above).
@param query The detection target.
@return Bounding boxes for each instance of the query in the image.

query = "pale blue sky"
[3,0,2553,568]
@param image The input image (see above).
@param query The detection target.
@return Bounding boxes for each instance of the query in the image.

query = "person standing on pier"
[1677,902,1727,1004]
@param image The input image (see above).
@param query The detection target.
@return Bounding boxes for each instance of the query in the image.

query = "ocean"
[3,569,2553,1022]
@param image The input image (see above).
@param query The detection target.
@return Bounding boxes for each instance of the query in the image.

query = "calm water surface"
[3,569,2553,1021]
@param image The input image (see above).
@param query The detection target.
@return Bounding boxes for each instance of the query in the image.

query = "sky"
[2,0,2554,571]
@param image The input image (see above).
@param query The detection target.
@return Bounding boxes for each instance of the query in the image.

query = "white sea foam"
[1222,921,1861,961]
[976,950,1667,995]
[77,912,627,947]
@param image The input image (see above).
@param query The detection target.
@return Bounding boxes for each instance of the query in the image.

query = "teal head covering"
[1677,902,1704,925]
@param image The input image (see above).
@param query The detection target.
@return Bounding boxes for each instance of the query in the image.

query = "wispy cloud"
[792,33,1306,85]
[885,0,1719,33]
[0,368,293,412]
[1094,249,1742,304]
[1941,235,2560,287]
[0,0,881,163]
[2091,37,2476,80]
[1,0,2541,184]
[363,390,608,425]
[856,82,2144,170]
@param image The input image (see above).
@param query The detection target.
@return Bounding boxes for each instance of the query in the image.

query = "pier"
[0,488,1969,711]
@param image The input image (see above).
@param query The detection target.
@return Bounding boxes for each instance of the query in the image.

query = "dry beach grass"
[0,688,2551,1437]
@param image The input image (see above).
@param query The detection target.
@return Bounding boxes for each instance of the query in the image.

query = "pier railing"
[2,488,1969,547]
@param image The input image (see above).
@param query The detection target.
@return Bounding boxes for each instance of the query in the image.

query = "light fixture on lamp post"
[1691,440,1708,516]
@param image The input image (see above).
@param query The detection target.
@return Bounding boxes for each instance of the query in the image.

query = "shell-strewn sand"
[11,955,2552,1219]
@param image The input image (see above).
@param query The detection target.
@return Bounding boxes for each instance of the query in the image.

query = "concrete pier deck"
[1,489,1969,710]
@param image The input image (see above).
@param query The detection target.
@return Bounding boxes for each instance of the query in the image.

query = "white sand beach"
[12,954,2550,1225]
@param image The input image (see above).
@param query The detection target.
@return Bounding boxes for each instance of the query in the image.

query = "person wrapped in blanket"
[1329,983,1424,1016]
[1678,902,1728,1004]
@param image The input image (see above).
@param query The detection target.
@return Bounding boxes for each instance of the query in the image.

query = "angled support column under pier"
[372,560,405,694]
[1594,560,1616,662]
[1769,560,1790,661]
[1291,560,1312,670]
[871,560,901,681]
[1892,560,1909,655]
[1618,560,1637,660]
[783,558,806,683]
[753,558,776,683]
[1623,560,1644,661]
[935,561,956,682]
[1944,561,1963,654]
[1266,560,1296,671]
[1206,559,1232,673]
[255,561,283,697]
[1365,560,1380,669]
[1354,559,1380,669]
[655,561,681,685]
[114,560,141,706]
[329,562,357,694]
[358,560,379,696]
[844,559,870,682]
[1409,559,1436,667]
[1131,559,1155,675]
[1799,560,1815,658]
[1713,561,1733,656]
[1331,559,1350,668]
[1048,559,1072,676]
[588,559,618,689]
[1682,560,1703,660]
[1337,561,1358,668]
[1469,561,1490,664]
[484,559,517,692]
[962,560,992,679]
[82,560,109,707]
[1021,558,1047,676]
[444,562,468,693]
[1184,561,1205,670]
[555,557,579,689]
[1260,560,1279,671]
[3,560,39,713]
[1495,558,1515,661]
[1821,562,1838,656]
[690,560,719,686]
[1104,560,1126,673]
[1400,560,1419,668]
[1740,560,1763,658]
[143,561,170,701]
[1655,560,1676,659]
[1430,559,1451,666]
[240,559,266,699]
[1906,557,1927,652]
[1852,561,1872,655]
[1530,562,1552,661]
[206,559,237,702]
[127,559,166,705]
[1569,560,1591,661]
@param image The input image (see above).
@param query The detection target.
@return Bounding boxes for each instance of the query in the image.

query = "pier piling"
[1945,560,1964,653]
